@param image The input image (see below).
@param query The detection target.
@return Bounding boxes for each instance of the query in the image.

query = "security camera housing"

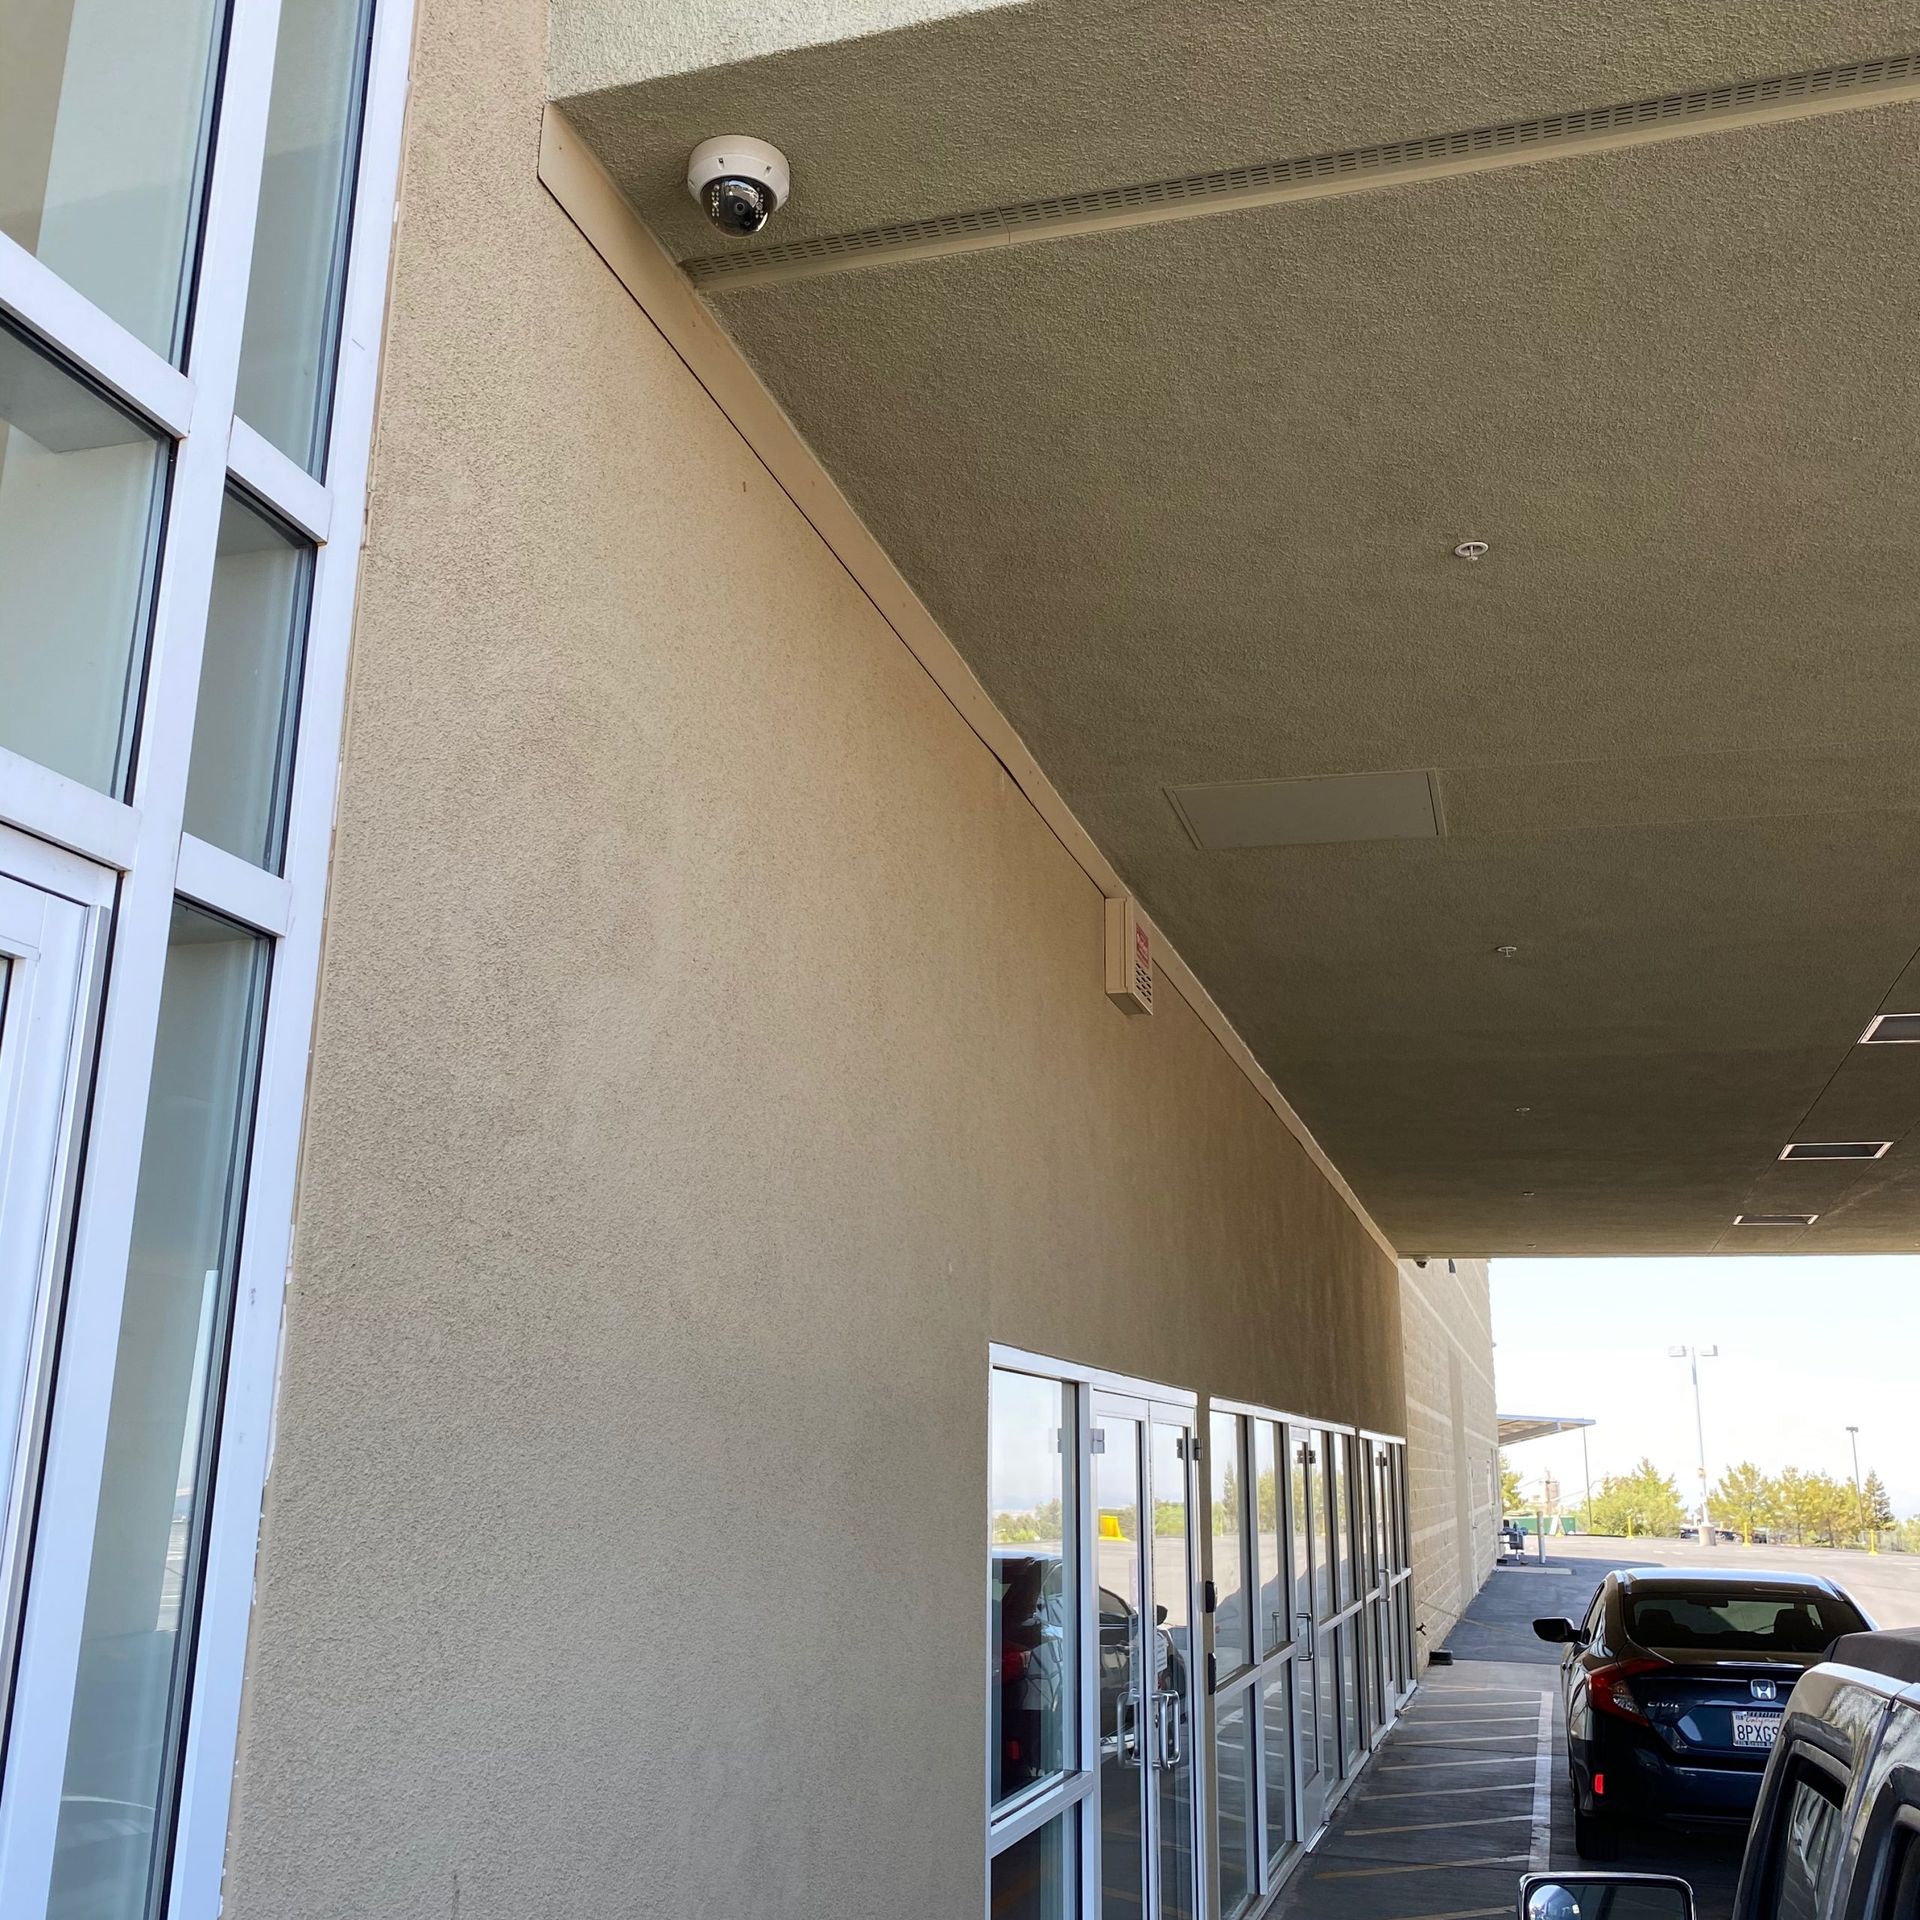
[687,137,790,236]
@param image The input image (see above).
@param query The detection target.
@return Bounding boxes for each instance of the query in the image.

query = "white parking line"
[1530,1691,1554,1869]
[1379,1756,1537,1771]
[1315,1855,1530,1881]
[1346,1814,1535,1836]
[1360,1783,1536,1801]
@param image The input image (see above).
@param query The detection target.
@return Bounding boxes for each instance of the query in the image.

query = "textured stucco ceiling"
[553,4,1920,1253]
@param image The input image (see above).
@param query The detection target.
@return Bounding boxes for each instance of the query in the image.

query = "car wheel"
[1573,1801,1620,1862]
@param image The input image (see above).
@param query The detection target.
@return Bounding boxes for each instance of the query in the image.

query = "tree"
[1709,1461,1775,1543]
[1774,1467,1816,1544]
[1499,1453,1525,1515]
[1863,1471,1895,1546]
[1587,1458,1686,1537]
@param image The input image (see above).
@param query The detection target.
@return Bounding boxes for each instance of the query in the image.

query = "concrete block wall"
[1399,1257,1498,1663]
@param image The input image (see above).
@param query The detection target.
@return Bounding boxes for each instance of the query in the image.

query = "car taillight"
[1588,1657,1668,1725]
[1000,1645,1029,1684]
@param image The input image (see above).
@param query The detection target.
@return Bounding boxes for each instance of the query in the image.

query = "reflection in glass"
[1150,1422,1195,1920]
[990,1813,1078,1919]
[1296,1640,1321,1791]
[990,1369,1074,1807]
[1339,1619,1362,1771]
[1371,1446,1391,1579]
[47,903,267,1920]
[1215,1692,1256,1918]
[1254,1421,1284,1656]
[1289,1428,1312,1628]
[235,0,375,471]
[183,493,312,867]
[0,323,166,792]
[1317,1631,1339,1780]
[1262,1669,1295,1862]
[1310,1434,1333,1622]
[0,0,222,356]
[1331,1433,1352,1609]
[1210,1412,1247,1673]
[1095,1417,1145,1920]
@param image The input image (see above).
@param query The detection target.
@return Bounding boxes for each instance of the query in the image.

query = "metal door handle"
[1118,1691,1143,1766]
[1154,1690,1184,1771]
[1297,1611,1315,1653]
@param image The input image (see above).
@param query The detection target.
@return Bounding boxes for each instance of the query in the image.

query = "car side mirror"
[1532,1617,1579,1643]
[1520,1873,1695,1920]
[1155,1604,1168,1626]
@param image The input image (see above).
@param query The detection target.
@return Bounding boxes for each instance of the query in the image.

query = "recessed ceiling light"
[1453,540,1490,561]
[1733,1212,1819,1227]
[1860,1013,1920,1044]
[1778,1141,1892,1162]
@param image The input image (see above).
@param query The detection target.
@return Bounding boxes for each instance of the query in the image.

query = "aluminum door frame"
[1091,1386,1203,1920]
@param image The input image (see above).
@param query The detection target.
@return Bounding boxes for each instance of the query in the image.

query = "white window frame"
[0,0,417,1908]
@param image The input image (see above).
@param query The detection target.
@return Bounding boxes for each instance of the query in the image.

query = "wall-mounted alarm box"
[1105,896,1153,1016]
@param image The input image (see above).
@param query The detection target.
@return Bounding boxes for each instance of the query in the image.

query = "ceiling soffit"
[550,8,1920,1253]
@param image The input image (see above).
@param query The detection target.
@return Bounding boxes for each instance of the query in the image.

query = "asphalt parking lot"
[1272,1534,1919,1920]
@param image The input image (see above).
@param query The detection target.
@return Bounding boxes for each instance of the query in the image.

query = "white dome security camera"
[687,137,790,237]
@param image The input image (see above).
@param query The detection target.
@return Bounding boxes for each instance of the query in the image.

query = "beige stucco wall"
[1399,1258,1498,1663]
[214,5,1450,1916]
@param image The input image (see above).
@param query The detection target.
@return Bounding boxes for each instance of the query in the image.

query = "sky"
[1490,1256,1920,1518]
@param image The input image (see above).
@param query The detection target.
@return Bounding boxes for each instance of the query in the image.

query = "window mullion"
[0,236,195,439]
[0,0,289,1906]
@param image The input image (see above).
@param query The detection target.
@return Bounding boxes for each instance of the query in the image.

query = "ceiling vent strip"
[684,52,1920,291]
[1732,1212,1819,1227]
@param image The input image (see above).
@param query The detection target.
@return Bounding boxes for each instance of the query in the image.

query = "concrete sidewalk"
[1271,1556,1745,1920]
[1272,1656,1556,1920]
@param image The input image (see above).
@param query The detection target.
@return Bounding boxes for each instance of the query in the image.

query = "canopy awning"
[1498,1413,1595,1447]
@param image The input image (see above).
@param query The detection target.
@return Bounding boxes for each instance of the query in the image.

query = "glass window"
[1328,1436,1344,1612]
[1624,1589,1866,1653]
[183,492,313,867]
[46,902,268,1919]
[235,0,376,472]
[0,322,166,792]
[990,1811,1078,1919]
[1771,1772,1844,1920]
[990,1369,1075,1808]
[1210,1413,1247,1674]
[1320,1432,1343,1616]
[0,0,224,357]
[1338,1618,1362,1771]
[1214,1691,1256,1918]
[1262,1669,1295,1861]
[1253,1421,1284,1656]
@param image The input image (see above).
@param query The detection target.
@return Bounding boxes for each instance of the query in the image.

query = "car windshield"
[1625,1588,1866,1653]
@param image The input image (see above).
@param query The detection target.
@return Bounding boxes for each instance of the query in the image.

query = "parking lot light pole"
[1846,1425,1866,1551]
[1669,1344,1719,1543]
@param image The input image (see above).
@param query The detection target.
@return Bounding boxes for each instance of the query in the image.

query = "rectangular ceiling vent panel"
[1860,1013,1920,1043]
[1169,770,1441,850]
[1732,1212,1819,1227]
[1778,1141,1891,1161]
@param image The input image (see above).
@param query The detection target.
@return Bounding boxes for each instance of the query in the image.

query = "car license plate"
[1732,1710,1781,1749]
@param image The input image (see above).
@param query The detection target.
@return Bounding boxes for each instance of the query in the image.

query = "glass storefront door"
[1091,1396,1198,1920]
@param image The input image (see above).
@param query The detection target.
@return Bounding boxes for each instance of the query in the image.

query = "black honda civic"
[1533,1566,1871,1859]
